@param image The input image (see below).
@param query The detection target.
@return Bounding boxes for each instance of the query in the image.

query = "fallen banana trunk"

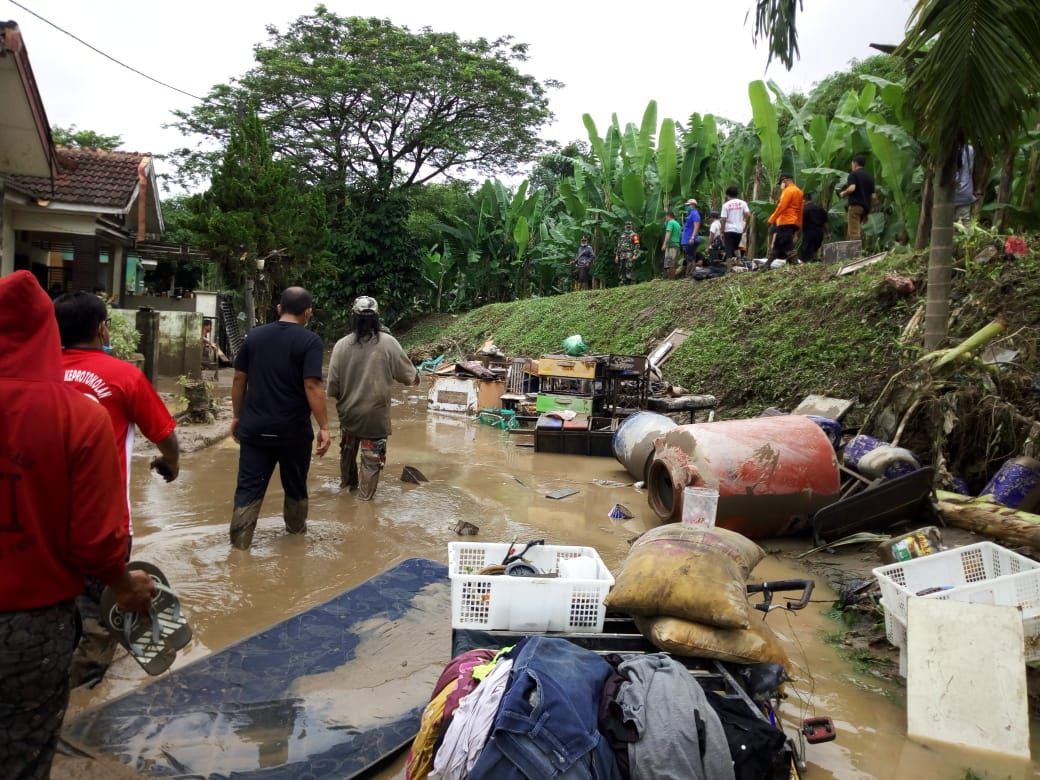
[935,490,1040,554]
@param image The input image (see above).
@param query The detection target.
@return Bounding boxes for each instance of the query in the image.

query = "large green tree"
[193,110,328,327]
[898,0,1040,348]
[170,6,556,325]
[171,7,556,195]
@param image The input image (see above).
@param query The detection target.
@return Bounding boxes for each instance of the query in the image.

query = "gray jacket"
[616,654,735,780]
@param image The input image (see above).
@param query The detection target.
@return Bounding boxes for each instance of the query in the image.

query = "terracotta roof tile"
[8,146,149,209]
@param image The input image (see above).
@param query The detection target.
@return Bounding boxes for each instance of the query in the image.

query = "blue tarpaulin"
[63,558,450,779]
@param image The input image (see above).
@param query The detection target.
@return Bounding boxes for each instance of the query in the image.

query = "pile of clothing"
[407,635,785,779]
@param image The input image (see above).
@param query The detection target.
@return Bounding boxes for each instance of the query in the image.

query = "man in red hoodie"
[0,271,155,778]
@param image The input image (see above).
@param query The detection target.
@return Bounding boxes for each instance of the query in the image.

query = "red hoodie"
[0,271,128,611]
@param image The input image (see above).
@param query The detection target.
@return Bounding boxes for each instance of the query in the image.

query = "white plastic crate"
[448,542,614,633]
[874,542,1040,663]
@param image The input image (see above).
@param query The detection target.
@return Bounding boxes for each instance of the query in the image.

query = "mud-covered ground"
[57,382,1040,779]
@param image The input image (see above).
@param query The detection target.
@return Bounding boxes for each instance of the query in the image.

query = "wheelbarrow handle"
[747,579,815,612]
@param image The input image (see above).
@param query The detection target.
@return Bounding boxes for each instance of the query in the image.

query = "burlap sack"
[635,615,792,671]
[604,524,764,629]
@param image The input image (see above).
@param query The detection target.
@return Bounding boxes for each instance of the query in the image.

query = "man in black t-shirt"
[838,154,875,241]
[229,287,331,550]
[799,193,829,261]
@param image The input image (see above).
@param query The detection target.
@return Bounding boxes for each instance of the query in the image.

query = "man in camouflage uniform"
[614,222,640,285]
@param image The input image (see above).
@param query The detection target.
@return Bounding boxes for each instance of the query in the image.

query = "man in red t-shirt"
[0,272,155,778]
[54,291,180,686]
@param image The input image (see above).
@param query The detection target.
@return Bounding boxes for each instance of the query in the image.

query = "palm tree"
[752,0,1040,349]
[897,1,1040,348]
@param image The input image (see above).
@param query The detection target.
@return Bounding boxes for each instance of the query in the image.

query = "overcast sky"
[6,0,914,187]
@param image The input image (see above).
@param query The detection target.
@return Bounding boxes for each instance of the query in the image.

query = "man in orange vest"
[766,173,804,268]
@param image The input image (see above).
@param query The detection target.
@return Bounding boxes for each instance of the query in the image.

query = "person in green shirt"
[661,209,682,279]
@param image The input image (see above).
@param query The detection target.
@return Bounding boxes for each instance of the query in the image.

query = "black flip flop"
[99,561,192,675]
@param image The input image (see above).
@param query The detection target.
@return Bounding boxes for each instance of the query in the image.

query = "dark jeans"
[723,231,742,259]
[467,636,621,779]
[770,225,798,261]
[576,266,591,290]
[234,434,312,509]
[800,229,824,261]
[0,601,77,779]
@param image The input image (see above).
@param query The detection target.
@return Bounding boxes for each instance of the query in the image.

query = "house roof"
[8,146,151,209]
[0,21,56,177]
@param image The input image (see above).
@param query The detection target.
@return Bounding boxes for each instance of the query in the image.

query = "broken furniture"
[536,354,605,416]
[646,328,691,370]
[810,467,935,544]
[647,394,717,424]
[602,354,651,415]
[534,414,617,456]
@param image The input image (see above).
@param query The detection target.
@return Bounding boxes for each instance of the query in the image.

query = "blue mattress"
[63,558,450,779]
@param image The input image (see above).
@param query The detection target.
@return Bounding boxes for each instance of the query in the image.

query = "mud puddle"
[58,386,1039,779]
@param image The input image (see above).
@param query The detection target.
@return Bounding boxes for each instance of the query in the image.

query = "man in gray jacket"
[327,296,418,500]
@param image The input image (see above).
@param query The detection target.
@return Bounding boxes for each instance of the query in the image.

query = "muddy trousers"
[340,435,387,501]
[847,205,867,240]
[69,577,114,690]
[0,601,77,779]
[230,436,312,550]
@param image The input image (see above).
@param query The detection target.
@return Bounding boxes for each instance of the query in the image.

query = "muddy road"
[59,386,1040,779]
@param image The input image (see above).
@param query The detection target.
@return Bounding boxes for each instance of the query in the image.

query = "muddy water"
[63,387,1039,779]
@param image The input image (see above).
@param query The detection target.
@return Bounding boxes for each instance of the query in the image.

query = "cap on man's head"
[686,198,698,206]
[352,295,379,315]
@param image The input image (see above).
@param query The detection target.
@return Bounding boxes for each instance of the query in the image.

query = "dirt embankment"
[401,248,1040,424]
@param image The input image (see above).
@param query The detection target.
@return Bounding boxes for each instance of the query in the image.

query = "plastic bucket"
[681,487,719,528]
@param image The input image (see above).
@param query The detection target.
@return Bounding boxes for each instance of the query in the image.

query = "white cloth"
[431,658,514,779]
[709,219,722,240]
[721,198,749,234]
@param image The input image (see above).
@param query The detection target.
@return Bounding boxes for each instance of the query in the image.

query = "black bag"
[706,691,787,780]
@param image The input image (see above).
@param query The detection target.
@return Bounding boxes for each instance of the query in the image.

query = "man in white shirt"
[708,211,722,258]
[719,186,751,262]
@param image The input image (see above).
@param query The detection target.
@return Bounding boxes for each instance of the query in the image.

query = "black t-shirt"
[802,202,829,233]
[845,168,875,213]
[234,321,323,441]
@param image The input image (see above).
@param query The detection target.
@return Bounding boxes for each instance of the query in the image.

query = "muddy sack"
[604,524,763,629]
[635,615,791,671]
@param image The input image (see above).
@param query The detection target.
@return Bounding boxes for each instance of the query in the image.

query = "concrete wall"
[124,294,195,312]
[114,308,203,380]
[157,310,204,379]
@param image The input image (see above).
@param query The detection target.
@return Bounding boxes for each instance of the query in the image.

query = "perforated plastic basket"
[874,542,1040,662]
[448,542,614,633]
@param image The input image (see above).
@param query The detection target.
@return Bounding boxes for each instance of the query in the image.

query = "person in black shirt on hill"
[838,154,875,241]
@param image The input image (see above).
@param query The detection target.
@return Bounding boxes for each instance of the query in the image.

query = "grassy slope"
[402,250,1040,418]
